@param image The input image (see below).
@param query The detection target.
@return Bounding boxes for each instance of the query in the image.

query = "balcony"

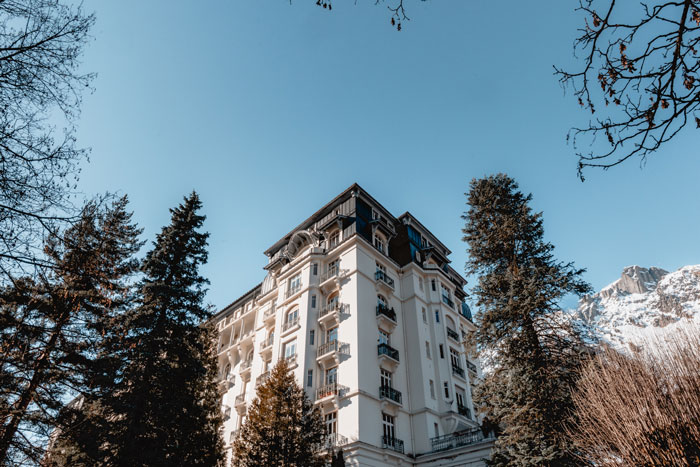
[379,385,402,405]
[318,301,343,326]
[375,270,395,291]
[282,315,300,334]
[316,340,347,365]
[377,343,400,369]
[255,370,271,388]
[285,283,302,299]
[457,404,471,419]
[259,335,274,353]
[239,329,254,346]
[452,364,465,379]
[234,394,246,410]
[324,433,348,450]
[239,359,252,375]
[320,266,339,283]
[284,353,298,367]
[466,360,477,376]
[430,428,487,453]
[263,306,276,323]
[381,435,404,454]
[442,295,455,309]
[315,382,347,401]
[446,328,460,342]
[223,405,232,420]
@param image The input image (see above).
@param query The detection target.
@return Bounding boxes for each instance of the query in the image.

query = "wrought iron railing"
[319,301,342,318]
[457,404,471,419]
[255,371,270,387]
[315,382,345,400]
[324,432,348,449]
[317,340,343,358]
[376,304,397,322]
[375,270,395,289]
[377,343,399,362]
[430,428,486,452]
[442,295,454,308]
[451,364,465,378]
[321,267,339,282]
[466,360,477,375]
[381,435,404,454]
[282,315,299,332]
[379,385,402,404]
[285,283,302,298]
[446,328,460,341]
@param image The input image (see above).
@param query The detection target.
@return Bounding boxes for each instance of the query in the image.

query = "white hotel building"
[212,184,494,466]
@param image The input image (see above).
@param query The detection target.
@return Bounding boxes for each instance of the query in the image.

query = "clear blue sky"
[73,1,700,311]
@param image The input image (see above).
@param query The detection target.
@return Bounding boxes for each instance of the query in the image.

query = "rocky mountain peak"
[599,265,669,299]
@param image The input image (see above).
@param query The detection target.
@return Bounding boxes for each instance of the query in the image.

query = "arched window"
[327,292,339,310]
[373,231,387,254]
[446,316,457,332]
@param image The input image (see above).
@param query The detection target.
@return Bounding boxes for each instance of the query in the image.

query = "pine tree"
[462,174,592,466]
[232,359,327,467]
[0,197,141,465]
[96,192,224,466]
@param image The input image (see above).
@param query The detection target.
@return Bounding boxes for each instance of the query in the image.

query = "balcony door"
[382,413,395,440]
[380,369,392,389]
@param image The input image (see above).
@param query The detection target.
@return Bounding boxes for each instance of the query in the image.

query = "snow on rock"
[570,265,700,348]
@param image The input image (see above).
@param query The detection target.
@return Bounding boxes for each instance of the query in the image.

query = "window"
[431,279,436,291]
[378,330,390,346]
[373,232,386,253]
[284,340,297,359]
[327,293,339,310]
[456,387,466,409]
[425,341,431,359]
[372,208,379,220]
[289,274,302,294]
[329,230,340,249]
[441,284,451,300]
[326,326,338,343]
[382,413,395,439]
[429,380,436,399]
[286,308,299,326]
[434,423,439,438]
[450,348,461,368]
[443,381,450,399]
[422,307,427,323]
[377,294,387,308]
[325,366,337,385]
[312,263,318,275]
[327,259,339,276]
[325,411,337,435]
[435,310,440,323]
[311,294,316,308]
[309,330,315,345]
[376,262,387,274]
[380,369,392,388]
[307,369,313,387]
[439,344,445,359]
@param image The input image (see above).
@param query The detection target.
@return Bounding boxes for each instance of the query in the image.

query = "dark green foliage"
[0,197,141,465]
[99,192,224,467]
[232,359,327,467]
[462,174,592,466]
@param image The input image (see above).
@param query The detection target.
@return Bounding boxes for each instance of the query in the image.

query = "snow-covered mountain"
[572,265,700,347]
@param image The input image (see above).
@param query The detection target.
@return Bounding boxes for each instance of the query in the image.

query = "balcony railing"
[442,295,454,309]
[430,428,486,453]
[260,335,274,351]
[240,359,252,371]
[377,343,399,362]
[263,306,276,320]
[376,304,397,322]
[324,433,348,449]
[319,301,342,318]
[466,360,477,375]
[234,394,245,406]
[381,435,404,454]
[284,353,297,365]
[320,267,339,283]
[256,371,270,387]
[282,316,300,332]
[457,404,471,419]
[315,382,345,400]
[446,328,460,342]
[379,385,402,404]
[285,284,302,299]
[452,364,465,379]
[317,340,341,358]
[375,270,395,289]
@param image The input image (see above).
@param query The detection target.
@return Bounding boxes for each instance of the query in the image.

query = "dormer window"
[329,230,340,249]
[373,231,386,254]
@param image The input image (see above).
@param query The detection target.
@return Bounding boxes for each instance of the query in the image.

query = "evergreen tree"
[0,197,141,465]
[95,192,224,466]
[232,359,326,467]
[462,174,592,466]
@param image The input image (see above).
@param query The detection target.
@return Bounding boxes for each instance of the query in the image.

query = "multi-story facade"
[212,184,494,466]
